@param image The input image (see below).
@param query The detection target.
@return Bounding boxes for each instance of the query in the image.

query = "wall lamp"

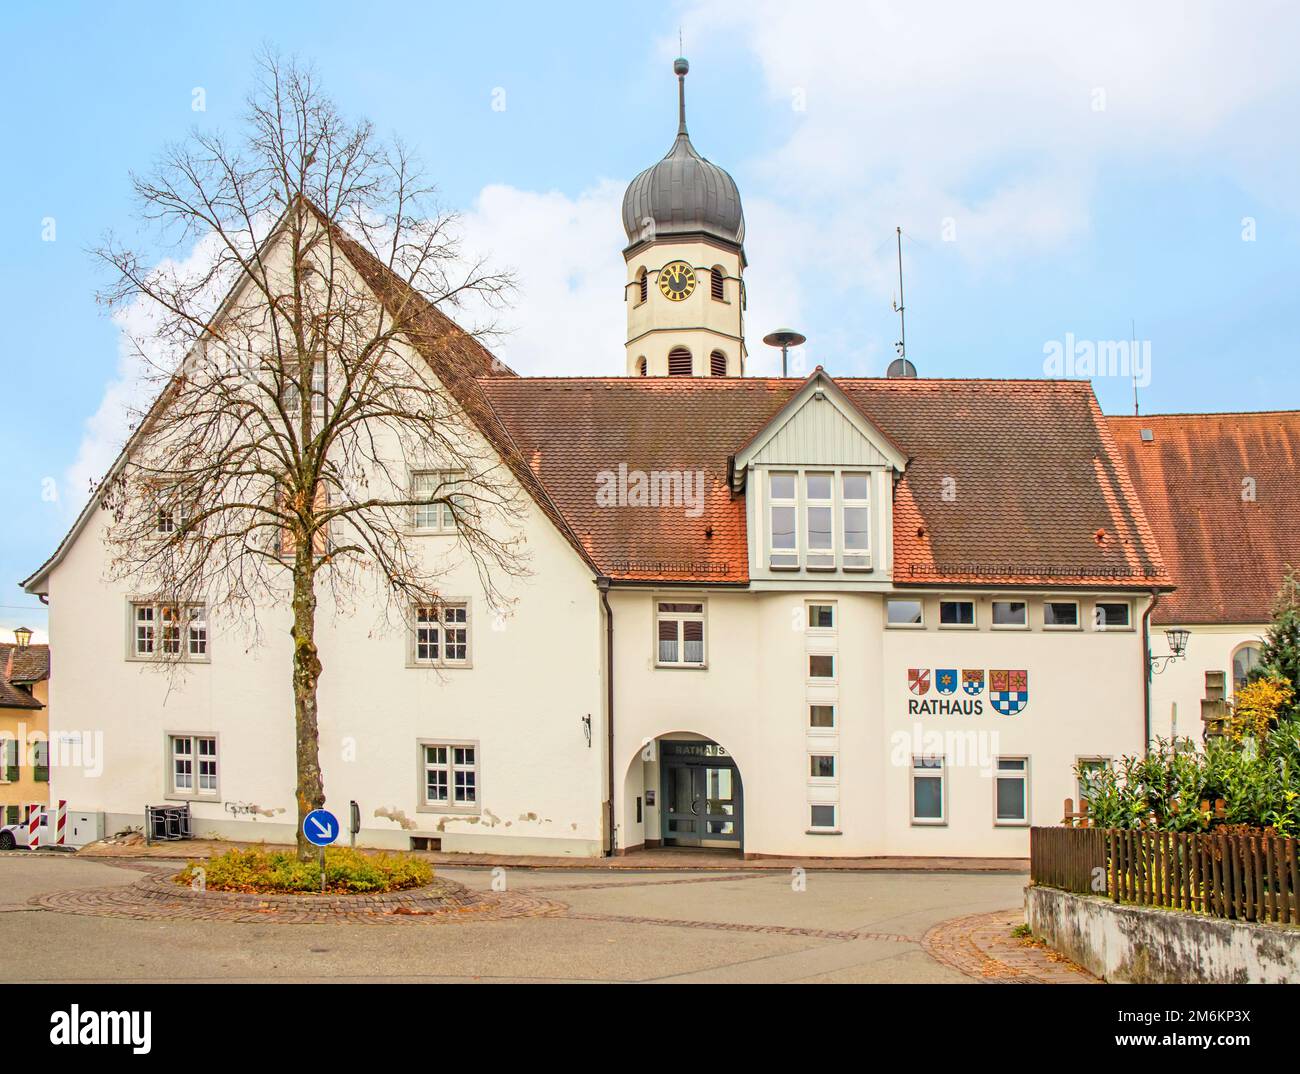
[1148,628,1190,676]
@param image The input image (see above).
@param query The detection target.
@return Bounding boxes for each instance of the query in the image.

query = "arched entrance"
[659,738,743,847]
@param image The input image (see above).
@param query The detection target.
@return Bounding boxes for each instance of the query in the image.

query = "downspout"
[597,577,615,856]
[1141,587,1160,755]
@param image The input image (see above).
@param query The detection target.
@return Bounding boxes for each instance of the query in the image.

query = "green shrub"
[178,846,433,894]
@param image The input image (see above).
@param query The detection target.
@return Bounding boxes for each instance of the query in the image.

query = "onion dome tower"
[622,58,747,377]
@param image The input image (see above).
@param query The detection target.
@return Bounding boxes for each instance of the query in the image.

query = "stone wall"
[1026,885,1300,983]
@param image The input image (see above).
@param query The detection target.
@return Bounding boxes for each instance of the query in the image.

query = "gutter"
[1141,587,1160,754]
[597,577,616,856]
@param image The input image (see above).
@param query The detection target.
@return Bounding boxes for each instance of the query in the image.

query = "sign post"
[303,808,339,894]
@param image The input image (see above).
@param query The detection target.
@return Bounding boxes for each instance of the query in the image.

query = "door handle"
[690,797,702,816]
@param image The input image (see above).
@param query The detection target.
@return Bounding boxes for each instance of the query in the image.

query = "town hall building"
[23,59,1177,859]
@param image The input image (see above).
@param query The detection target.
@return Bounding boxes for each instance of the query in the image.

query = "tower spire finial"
[673,54,689,135]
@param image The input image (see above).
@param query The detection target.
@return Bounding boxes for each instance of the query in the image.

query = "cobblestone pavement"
[921,908,1100,983]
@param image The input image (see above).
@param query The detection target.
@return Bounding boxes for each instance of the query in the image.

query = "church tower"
[622,58,747,377]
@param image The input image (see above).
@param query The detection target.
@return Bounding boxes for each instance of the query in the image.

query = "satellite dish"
[762,329,807,376]
[886,357,917,379]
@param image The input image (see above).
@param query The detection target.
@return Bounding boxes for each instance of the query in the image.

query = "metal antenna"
[1131,318,1139,416]
[892,226,906,362]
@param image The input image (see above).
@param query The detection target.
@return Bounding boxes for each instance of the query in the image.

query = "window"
[411,470,462,533]
[1232,644,1261,691]
[155,496,184,536]
[841,472,870,569]
[1044,601,1080,629]
[809,754,836,779]
[994,758,1028,825]
[411,603,470,666]
[169,734,218,799]
[132,602,208,661]
[809,703,836,729]
[768,472,798,569]
[636,268,648,304]
[886,598,923,628]
[1075,757,1110,806]
[710,266,726,301]
[668,347,693,376]
[803,472,835,569]
[283,359,325,418]
[807,602,835,630]
[911,755,945,825]
[710,350,727,377]
[637,356,647,376]
[656,602,705,666]
[808,653,835,680]
[991,600,1028,628]
[421,742,479,812]
[1093,601,1132,630]
[939,600,975,627]
[809,803,837,831]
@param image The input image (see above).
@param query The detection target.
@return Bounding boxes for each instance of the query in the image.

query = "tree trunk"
[291,549,325,861]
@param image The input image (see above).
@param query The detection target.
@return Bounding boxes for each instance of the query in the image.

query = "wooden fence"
[1030,826,1300,926]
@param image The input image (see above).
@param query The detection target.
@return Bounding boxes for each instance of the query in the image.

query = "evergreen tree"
[1258,569,1300,715]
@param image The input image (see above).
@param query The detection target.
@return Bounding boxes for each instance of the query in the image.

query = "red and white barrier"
[55,799,66,846]
[27,803,40,850]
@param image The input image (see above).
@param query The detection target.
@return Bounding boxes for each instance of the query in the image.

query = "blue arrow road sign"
[303,809,339,847]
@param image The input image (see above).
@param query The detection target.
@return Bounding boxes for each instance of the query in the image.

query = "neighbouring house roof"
[1109,411,1300,625]
[479,375,1170,587]
[0,643,48,710]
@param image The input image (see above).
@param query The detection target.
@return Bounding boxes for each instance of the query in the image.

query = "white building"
[1110,412,1300,745]
[23,60,1176,859]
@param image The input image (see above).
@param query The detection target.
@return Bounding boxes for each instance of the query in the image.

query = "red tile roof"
[480,376,1169,588]
[0,643,48,710]
[1109,412,1300,624]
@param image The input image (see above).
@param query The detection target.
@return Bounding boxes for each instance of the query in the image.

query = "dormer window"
[766,467,871,572]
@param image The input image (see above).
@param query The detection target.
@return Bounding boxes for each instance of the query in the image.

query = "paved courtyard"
[0,852,1083,983]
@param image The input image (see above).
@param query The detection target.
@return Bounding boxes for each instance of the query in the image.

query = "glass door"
[662,760,742,845]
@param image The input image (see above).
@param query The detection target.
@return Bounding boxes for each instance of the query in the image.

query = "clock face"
[658,261,697,301]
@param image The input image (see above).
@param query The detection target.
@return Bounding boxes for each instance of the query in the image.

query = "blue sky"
[2,1,1299,638]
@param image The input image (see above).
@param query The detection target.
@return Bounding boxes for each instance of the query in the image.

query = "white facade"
[1147,622,1268,744]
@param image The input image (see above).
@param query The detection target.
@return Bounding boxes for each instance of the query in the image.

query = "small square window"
[1093,602,1131,630]
[807,603,835,630]
[809,754,836,779]
[809,804,837,830]
[809,704,836,729]
[886,599,923,627]
[939,600,975,627]
[1044,601,1079,628]
[657,601,706,666]
[808,654,835,680]
[991,600,1028,628]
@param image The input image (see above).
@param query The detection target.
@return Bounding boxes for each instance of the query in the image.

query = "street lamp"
[12,626,32,648]
[1148,628,1189,675]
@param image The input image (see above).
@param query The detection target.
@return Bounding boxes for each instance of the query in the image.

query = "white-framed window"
[419,741,479,813]
[155,497,184,536]
[131,602,209,662]
[809,753,837,780]
[886,598,924,628]
[911,755,946,825]
[804,472,835,569]
[808,703,836,730]
[656,601,706,667]
[1092,601,1132,630]
[841,472,870,570]
[768,471,799,569]
[411,602,470,667]
[283,358,325,418]
[410,470,463,533]
[168,733,218,799]
[809,803,838,831]
[806,601,836,631]
[994,757,1029,826]
[1043,600,1080,629]
[808,653,836,682]
[1075,756,1111,807]
[991,600,1028,629]
[938,599,975,628]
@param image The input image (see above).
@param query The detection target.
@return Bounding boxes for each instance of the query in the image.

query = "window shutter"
[668,348,692,376]
[711,268,725,301]
[710,351,727,377]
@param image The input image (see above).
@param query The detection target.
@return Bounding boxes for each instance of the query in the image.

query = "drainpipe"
[597,577,616,856]
[1141,587,1160,755]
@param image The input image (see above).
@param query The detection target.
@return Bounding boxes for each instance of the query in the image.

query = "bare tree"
[95,50,526,858]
